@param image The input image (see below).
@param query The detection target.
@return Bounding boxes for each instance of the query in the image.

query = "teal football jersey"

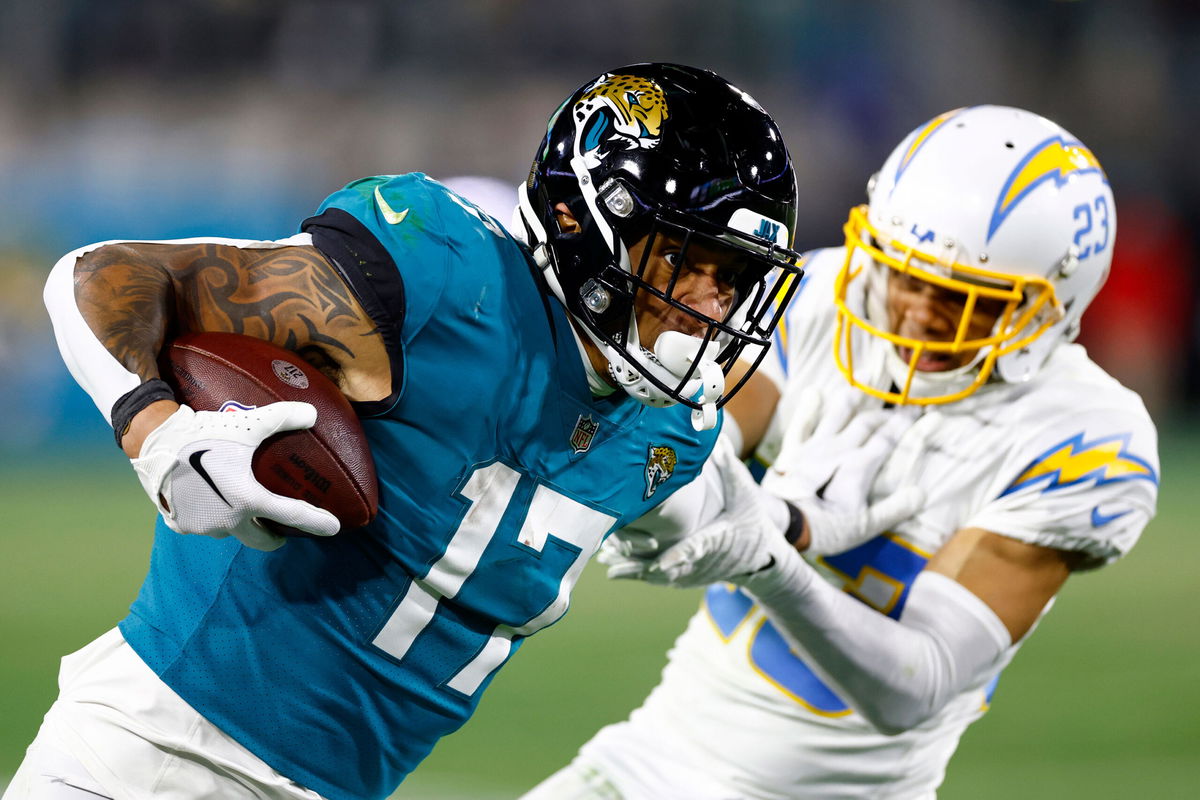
[119,174,719,800]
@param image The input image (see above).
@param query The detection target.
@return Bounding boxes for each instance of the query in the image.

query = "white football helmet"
[835,105,1116,405]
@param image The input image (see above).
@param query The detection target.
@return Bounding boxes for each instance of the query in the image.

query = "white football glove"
[597,440,730,580]
[599,437,783,585]
[596,530,662,581]
[131,403,341,551]
[762,386,924,555]
[639,443,797,591]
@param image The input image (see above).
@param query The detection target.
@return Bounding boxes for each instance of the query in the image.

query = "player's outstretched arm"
[721,359,781,459]
[43,237,384,547]
[610,452,1095,736]
[747,529,1071,734]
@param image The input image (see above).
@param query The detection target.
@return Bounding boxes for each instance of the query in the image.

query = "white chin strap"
[526,237,725,430]
[606,330,725,431]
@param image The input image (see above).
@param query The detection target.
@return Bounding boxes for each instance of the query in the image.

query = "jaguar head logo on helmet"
[517,63,804,430]
[574,73,671,164]
[834,105,1116,406]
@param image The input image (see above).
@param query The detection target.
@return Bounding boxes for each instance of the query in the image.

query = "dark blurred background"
[2,3,1198,797]
[0,0,1196,457]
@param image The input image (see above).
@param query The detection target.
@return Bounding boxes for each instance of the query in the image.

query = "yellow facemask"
[834,205,1064,405]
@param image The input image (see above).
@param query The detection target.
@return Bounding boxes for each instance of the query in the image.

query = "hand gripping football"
[158,332,379,534]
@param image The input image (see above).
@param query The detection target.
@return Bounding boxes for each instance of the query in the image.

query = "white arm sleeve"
[43,234,314,425]
[718,410,744,459]
[44,242,141,424]
[749,559,1012,735]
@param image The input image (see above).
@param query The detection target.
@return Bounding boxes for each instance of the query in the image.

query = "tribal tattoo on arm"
[73,242,388,396]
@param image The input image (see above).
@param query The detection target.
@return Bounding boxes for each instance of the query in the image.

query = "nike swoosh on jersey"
[1091,505,1132,527]
[189,449,232,508]
[374,186,409,224]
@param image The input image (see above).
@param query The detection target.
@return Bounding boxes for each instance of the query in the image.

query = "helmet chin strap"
[528,230,724,429]
[605,329,724,431]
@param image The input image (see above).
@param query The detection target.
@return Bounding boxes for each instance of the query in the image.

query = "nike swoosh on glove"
[131,403,340,551]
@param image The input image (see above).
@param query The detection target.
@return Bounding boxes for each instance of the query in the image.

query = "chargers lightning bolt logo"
[1000,432,1157,497]
[988,136,1104,241]
[891,107,965,193]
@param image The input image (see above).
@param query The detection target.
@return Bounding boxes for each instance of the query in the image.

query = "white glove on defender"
[641,441,797,591]
[762,387,924,555]
[598,437,731,579]
[131,403,340,551]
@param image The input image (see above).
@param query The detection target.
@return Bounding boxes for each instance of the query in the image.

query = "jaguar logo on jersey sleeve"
[644,444,677,499]
[574,73,669,168]
[1000,431,1158,497]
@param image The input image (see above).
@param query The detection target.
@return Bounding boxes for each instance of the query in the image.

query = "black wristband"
[110,378,176,448]
[783,501,806,546]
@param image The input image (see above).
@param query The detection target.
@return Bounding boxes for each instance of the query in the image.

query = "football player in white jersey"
[522,105,1160,800]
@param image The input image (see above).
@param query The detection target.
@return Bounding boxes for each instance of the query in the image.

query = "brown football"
[158,332,379,535]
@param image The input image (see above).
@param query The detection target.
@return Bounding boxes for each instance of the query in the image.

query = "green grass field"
[3,427,1197,799]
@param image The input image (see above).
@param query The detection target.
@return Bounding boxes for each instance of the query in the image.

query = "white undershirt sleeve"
[44,242,142,424]
[718,411,744,460]
[747,560,1013,735]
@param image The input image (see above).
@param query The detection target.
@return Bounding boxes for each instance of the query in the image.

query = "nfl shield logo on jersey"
[570,414,599,454]
[644,444,677,499]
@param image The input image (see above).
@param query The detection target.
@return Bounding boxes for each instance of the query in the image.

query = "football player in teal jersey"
[10,64,801,800]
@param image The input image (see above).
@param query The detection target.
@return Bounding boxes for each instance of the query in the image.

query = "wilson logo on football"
[271,360,309,389]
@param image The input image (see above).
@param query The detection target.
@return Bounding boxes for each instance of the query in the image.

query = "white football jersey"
[577,248,1159,800]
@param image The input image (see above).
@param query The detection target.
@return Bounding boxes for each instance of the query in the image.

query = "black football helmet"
[516,63,803,429]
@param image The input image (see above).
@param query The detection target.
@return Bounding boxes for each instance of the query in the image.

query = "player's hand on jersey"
[600,438,785,588]
[130,403,340,551]
[596,530,663,580]
[598,434,734,579]
[762,387,924,555]
[636,440,797,590]
[597,496,714,582]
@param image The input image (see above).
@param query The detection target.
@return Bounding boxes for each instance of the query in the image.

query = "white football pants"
[3,628,325,800]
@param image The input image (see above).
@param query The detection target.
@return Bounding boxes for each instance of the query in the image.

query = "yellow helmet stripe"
[892,108,965,189]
